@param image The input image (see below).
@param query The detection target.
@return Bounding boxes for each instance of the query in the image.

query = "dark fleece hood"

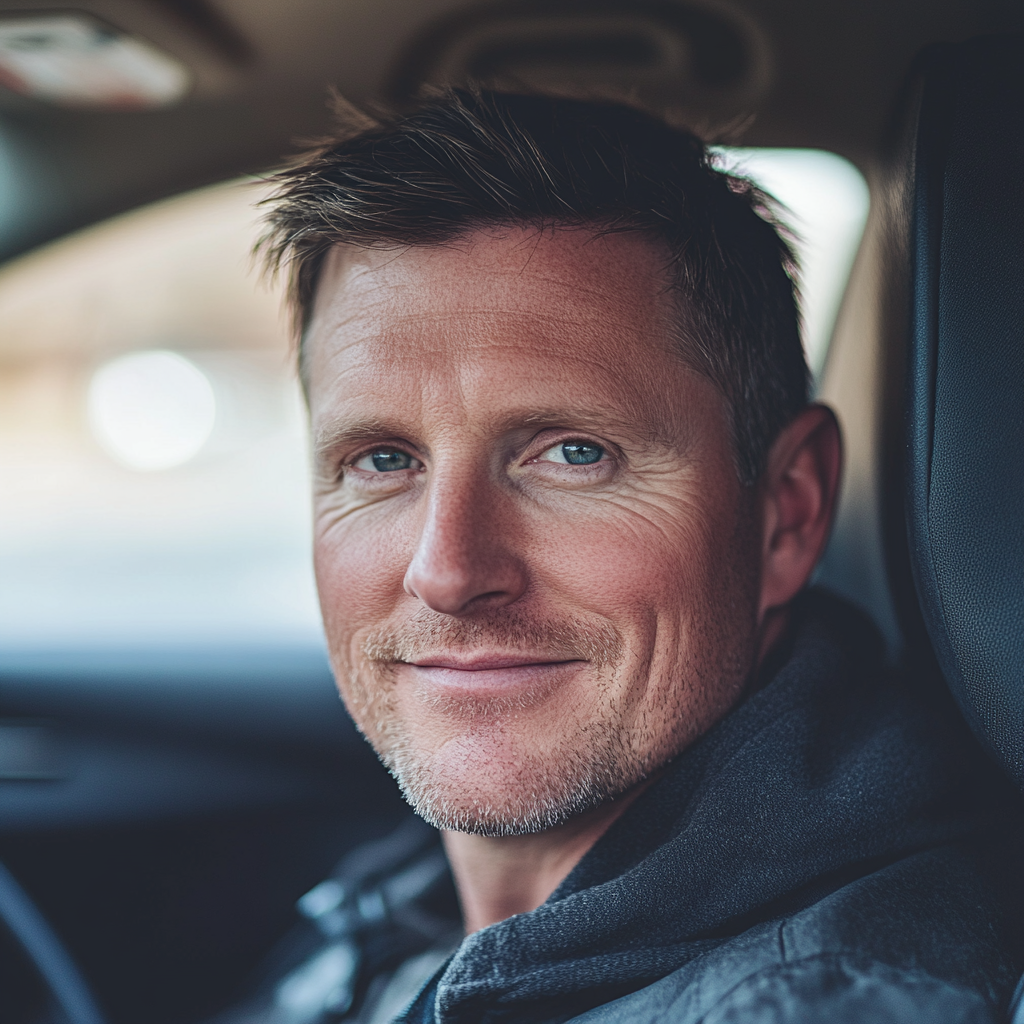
[407,590,1022,1024]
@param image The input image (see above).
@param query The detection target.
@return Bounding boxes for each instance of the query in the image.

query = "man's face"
[306,226,762,835]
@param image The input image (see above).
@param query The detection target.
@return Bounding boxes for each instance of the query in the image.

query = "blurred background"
[0,178,313,649]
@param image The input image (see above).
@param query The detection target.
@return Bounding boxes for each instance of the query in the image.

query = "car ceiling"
[1,0,1023,264]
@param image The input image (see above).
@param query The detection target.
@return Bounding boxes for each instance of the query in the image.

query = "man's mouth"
[401,653,585,693]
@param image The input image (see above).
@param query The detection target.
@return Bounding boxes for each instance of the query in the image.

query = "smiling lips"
[405,654,584,692]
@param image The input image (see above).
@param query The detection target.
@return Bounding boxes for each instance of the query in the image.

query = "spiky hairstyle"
[259,89,808,484]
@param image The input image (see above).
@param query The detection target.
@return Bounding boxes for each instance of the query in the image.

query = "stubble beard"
[332,537,758,838]
[336,611,659,837]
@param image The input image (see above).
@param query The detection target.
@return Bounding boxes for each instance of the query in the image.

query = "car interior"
[0,2,1022,1023]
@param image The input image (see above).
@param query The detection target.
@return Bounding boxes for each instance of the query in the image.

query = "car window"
[0,179,318,650]
[713,147,870,375]
[0,152,868,651]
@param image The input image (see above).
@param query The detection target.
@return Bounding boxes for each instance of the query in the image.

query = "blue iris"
[562,443,603,465]
[372,449,413,472]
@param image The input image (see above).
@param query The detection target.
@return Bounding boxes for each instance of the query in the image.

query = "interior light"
[87,351,216,471]
[0,14,190,109]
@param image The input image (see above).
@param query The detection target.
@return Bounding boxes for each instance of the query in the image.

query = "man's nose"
[403,472,528,615]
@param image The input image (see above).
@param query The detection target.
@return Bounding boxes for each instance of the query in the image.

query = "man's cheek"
[536,511,702,613]
[314,525,408,639]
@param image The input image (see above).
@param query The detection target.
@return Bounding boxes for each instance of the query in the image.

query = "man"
[250,90,1023,1023]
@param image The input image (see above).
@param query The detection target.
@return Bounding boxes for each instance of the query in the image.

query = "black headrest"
[901,33,1024,789]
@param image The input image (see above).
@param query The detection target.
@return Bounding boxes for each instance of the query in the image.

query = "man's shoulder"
[576,952,996,1024]
[567,844,1021,1024]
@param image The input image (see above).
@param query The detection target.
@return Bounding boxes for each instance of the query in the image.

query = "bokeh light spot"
[87,350,216,471]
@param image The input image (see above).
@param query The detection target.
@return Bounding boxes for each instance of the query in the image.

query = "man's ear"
[757,404,843,620]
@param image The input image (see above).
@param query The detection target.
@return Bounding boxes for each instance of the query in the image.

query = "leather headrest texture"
[905,33,1024,789]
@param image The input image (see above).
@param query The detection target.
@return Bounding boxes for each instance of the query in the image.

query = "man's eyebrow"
[518,408,626,428]
[516,408,676,449]
[313,419,408,459]
[313,408,679,460]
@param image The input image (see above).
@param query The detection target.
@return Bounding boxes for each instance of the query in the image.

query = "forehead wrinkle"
[325,307,675,374]
[318,234,674,321]
[309,232,683,383]
[315,325,640,395]
[330,301,642,345]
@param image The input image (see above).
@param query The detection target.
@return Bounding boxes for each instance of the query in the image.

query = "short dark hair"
[260,89,808,484]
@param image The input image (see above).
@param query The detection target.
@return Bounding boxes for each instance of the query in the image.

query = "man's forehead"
[308,224,678,336]
[303,227,690,417]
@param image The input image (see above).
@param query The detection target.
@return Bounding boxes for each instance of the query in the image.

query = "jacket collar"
[429,591,991,1024]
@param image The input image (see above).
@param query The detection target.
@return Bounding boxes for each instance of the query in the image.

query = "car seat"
[878,30,1024,1022]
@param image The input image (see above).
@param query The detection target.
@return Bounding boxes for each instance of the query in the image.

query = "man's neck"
[441,780,656,934]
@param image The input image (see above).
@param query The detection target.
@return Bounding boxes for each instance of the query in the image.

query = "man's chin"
[396,781,612,836]
[379,736,646,836]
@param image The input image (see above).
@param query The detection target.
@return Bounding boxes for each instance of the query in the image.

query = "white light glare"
[713,148,871,374]
[87,350,216,471]
[0,15,190,109]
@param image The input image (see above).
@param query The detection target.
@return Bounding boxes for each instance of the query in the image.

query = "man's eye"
[538,442,606,465]
[354,449,420,472]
